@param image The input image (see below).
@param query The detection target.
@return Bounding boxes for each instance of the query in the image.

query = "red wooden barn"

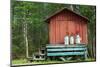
[45,8,88,45]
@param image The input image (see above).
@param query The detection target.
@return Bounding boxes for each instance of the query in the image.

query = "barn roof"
[45,7,89,22]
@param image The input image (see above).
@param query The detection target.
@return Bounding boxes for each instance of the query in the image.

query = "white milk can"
[64,36,69,45]
[75,34,81,44]
[70,36,74,45]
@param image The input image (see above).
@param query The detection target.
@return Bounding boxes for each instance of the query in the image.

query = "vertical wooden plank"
[86,23,88,44]
[54,19,56,44]
[50,18,56,44]
[49,20,53,44]
[84,22,88,44]
[82,22,86,44]
[55,17,56,44]
[81,21,83,43]
[56,14,60,44]
[49,22,51,43]
[76,20,80,33]
[60,21,64,44]
[79,21,82,43]
[81,21,88,44]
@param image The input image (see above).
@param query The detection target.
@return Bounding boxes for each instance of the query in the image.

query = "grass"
[12,59,27,64]
[12,58,96,65]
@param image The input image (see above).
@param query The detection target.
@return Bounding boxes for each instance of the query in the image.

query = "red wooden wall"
[48,10,88,44]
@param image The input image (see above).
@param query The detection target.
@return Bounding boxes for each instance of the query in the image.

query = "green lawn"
[12,58,95,65]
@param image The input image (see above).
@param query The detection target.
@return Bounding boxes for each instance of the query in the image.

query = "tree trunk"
[24,21,29,58]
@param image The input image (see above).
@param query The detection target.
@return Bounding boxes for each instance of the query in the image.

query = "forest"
[11,1,96,64]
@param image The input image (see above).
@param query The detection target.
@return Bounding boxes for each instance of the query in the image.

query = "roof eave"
[44,7,89,23]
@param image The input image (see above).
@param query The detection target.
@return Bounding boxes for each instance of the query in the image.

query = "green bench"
[46,44,87,60]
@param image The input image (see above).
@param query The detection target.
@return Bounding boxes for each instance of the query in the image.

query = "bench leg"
[85,50,88,59]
